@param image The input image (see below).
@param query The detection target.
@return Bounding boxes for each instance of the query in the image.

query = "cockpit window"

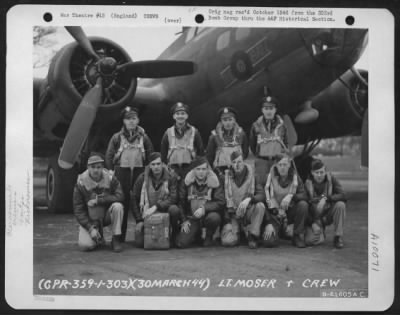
[217,31,231,51]
[235,28,251,41]
[185,27,197,43]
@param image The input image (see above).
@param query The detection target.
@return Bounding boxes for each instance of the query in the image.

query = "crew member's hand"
[181,220,191,233]
[280,194,293,211]
[266,199,272,209]
[263,224,275,240]
[311,222,322,234]
[277,208,286,219]
[135,221,144,233]
[87,199,97,207]
[193,207,205,219]
[316,197,327,213]
[89,226,102,243]
[143,205,157,219]
[238,197,251,213]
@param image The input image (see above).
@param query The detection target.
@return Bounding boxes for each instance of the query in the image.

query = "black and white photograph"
[5,5,395,311]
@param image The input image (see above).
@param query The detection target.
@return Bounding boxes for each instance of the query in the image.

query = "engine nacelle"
[295,69,368,143]
[35,37,137,144]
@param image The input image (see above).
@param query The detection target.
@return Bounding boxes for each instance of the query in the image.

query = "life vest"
[78,169,114,222]
[212,122,243,168]
[78,169,112,193]
[253,115,287,157]
[224,163,255,209]
[305,173,333,201]
[139,166,170,213]
[265,165,298,209]
[116,127,146,169]
[185,169,219,214]
[167,125,196,165]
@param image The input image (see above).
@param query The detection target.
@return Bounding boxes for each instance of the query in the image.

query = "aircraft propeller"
[351,67,368,167]
[59,27,195,169]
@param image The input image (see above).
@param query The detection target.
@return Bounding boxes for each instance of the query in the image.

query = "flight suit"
[249,115,288,185]
[304,172,347,246]
[105,126,154,241]
[73,169,124,251]
[131,165,180,247]
[160,124,204,181]
[261,165,309,247]
[220,163,266,246]
[206,122,249,177]
[175,169,225,248]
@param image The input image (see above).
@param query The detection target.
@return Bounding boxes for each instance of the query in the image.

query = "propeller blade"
[117,60,196,78]
[58,78,103,169]
[65,26,99,60]
[361,109,368,167]
[351,66,368,87]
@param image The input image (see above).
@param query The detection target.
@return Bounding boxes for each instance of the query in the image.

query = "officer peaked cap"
[261,96,279,108]
[121,106,139,119]
[218,107,237,119]
[171,102,189,114]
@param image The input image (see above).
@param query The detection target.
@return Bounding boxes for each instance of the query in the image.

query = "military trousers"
[261,200,309,247]
[78,202,124,251]
[176,212,222,248]
[305,201,346,246]
[114,166,144,242]
[221,202,266,247]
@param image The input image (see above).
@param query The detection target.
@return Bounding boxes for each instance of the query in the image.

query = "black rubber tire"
[46,155,78,213]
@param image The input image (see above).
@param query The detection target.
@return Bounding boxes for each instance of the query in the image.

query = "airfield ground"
[33,156,368,297]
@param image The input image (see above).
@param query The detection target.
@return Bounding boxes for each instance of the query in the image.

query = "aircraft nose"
[300,29,368,67]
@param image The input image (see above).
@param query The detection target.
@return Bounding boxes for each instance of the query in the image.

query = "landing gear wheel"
[46,155,78,213]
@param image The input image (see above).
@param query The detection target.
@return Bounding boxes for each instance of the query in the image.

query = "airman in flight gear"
[175,156,225,248]
[220,151,266,249]
[206,106,249,177]
[131,152,180,247]
[105,106,154,242]
[161,102,205,181]
[262,154,309,248]
[304,159,347,249]
[74,152,125,252]
[249,96,289,185]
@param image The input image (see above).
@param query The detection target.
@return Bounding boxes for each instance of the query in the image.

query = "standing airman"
[105,106,154,242]
[206,107,249,177]
[160,102,204,181]
[249,96,288,185]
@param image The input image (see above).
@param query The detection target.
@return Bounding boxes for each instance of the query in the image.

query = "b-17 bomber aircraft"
[33,26,368,213]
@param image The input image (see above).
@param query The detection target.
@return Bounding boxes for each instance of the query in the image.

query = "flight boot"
[334,236,344,249]
[292,233,306,248]
[248,233,258,249]
[111,235,123,252]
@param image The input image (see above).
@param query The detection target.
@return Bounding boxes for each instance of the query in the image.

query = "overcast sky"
[33,26,368,78]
